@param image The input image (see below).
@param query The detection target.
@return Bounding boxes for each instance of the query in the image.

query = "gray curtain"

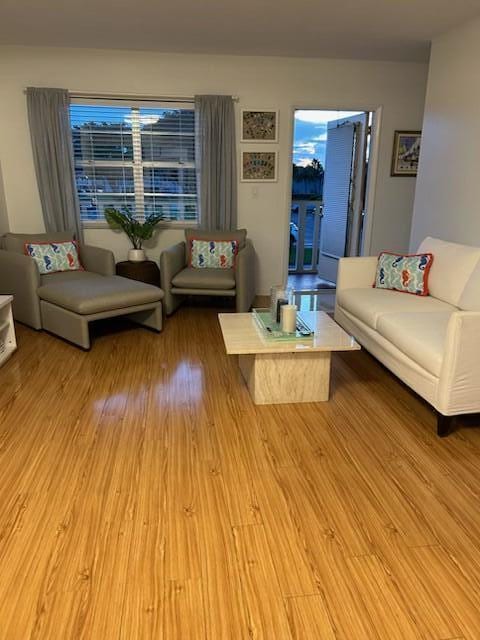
[26,87,82,241]
[195,95,237,231]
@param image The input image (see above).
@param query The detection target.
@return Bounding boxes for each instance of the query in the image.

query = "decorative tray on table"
[252,308,314,341]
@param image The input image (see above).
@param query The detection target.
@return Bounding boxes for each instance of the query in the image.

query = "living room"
[1,2,480,638]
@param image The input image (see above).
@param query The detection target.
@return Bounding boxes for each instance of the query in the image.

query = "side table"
[116,260,161,287]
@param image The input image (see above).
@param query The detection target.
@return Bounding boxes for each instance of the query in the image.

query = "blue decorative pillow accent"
[374,252,433,296]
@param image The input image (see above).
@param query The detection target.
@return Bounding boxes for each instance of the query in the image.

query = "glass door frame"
[289,200,323,274]
[285,104,382,283]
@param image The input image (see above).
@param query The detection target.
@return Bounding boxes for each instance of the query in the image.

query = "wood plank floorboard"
[0,306,480,639]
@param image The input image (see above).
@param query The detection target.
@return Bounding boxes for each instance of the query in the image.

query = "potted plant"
[104,207,164,262]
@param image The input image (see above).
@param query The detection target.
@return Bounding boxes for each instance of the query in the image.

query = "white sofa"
[334,237,480,436]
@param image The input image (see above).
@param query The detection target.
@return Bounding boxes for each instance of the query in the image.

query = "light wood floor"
[1,306,480,639]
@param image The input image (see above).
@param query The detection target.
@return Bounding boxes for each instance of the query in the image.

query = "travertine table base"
[238,351,331,404]
[219,311,360,406]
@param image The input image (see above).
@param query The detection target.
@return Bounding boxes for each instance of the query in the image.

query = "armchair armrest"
[0,249,42,329]
[336,256,377,291]
[160,241,187,315]
[80,244,115,276]
[235,239,255,312]
[438,311,480,416]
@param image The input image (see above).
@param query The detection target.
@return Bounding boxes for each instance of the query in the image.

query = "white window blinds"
[70,101,197,224]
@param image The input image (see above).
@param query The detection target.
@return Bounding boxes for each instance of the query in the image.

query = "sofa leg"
[437,413,454,437]
[127,304,163,332]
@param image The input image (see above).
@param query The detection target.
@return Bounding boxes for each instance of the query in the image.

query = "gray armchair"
[160,228,255,315]
[0,232,163,349]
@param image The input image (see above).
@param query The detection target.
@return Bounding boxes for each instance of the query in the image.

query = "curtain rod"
[23,89,239,103]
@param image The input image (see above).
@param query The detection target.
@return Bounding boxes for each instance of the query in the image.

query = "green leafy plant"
[104,207,164,249]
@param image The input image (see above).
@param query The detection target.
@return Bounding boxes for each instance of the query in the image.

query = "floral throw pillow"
[25,241,84,275]
[189,239,239,269]
[374,252,433,296]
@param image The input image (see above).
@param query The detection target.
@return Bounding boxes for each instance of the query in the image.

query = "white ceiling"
[1,0,479,63]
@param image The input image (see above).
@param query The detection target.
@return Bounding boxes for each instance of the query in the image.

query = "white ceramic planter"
[128,249,146,262]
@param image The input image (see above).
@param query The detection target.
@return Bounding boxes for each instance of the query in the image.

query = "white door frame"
[282,104,383,285]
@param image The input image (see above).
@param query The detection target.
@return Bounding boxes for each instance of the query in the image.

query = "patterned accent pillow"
[189,239,239,269]
[374,252,433,296]
[25,241,84,275]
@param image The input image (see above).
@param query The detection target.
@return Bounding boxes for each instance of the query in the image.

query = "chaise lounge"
[0,232,164,349]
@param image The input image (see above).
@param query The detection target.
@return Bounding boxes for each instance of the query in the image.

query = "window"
[70,101,198,224]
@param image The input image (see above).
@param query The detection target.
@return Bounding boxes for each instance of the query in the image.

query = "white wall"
[410,16,480,250]
[0,46,427,293]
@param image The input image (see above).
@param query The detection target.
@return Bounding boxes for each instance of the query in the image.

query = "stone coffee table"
[218,310,360,405]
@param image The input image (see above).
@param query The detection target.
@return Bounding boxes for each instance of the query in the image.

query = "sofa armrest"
[438,311,480,416]
[235,239,255,312]
[336,256,377,291]
[160,241,187,284]
[0,249,42,329]
[160,241,187,315]
[80,244,116,276]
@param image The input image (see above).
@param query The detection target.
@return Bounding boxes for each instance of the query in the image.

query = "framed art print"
[241,109,279,143]
[391,131,421,176]
[241,151,277,182]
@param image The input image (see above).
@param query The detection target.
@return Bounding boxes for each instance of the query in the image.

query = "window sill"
[82,221,199,231]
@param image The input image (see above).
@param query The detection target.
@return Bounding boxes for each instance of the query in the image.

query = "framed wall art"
[391,131,422,176]
[241,109,279,143]
[241,151,278,182]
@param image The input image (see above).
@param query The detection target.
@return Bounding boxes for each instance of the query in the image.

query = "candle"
[281,304,297,333]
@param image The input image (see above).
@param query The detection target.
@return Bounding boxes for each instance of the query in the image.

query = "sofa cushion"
[4,232,74,254]
[38,272,163,315]
[41,270,94,286]
[336,288,455,330]
[172,267,235,290]
[185,228,247,251]
[418,237,480,307]
[376,312,453,377]
[458,259,480,311]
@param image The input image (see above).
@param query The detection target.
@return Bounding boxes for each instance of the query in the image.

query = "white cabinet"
[0,295,17,366]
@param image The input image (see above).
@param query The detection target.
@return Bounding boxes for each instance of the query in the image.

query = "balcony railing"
[289,199,323,274]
